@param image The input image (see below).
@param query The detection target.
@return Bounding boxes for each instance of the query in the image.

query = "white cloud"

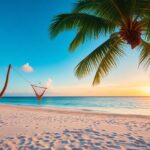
[22,63,33,73]
[45,78,52,88]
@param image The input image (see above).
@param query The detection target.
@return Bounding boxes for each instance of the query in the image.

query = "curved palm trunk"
[0,64,12,98]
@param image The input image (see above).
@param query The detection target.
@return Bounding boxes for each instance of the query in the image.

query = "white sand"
[0,105,150,150]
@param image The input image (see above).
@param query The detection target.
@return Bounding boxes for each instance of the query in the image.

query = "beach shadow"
[0,128,150,149]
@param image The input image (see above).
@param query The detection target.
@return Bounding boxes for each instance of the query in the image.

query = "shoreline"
[0,104,150,119]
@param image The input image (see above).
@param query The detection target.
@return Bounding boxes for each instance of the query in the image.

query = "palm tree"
[49,0,150,85]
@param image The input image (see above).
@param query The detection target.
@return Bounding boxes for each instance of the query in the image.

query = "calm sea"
[0,96,150,116]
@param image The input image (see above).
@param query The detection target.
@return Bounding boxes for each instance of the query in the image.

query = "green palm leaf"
[135,0,150,17]
[142,17,150,40]
[49,13,115,37]
[75,34,124,85]
[49,13,116,51]
[49,0,150,85]
[139,40,150,69]
[74,0,122,23]
[69,28,86,51]
[74,0,134,24]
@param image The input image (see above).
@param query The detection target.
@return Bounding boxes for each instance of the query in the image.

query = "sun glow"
[144,87,150,94]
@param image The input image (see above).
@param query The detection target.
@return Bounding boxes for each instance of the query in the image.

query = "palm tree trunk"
[0,64,12,98]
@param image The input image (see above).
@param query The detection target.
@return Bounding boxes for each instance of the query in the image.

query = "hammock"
[12,67,48,100]
[0,64,12,98]
[0,65,48,100]
[31,84,47,100]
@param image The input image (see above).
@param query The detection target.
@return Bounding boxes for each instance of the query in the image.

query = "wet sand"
[0,105,150,150]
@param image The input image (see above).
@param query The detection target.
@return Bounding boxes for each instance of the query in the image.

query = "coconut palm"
[49,0,150,85]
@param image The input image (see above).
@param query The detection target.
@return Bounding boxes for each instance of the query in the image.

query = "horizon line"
[3,95,150,98]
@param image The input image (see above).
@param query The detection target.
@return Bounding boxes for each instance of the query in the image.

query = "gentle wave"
[0,96,150,116]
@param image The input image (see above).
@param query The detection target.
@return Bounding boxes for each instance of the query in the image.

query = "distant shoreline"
[0,104,150,119]
[3,95,150,97]
[1,96,150,116]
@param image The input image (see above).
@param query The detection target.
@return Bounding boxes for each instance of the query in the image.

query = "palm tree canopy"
[49,0,150,85]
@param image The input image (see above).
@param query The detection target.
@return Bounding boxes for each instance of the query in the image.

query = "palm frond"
[139,40,150,69]
[74,0,121,23]
[73,0,102,14]
[92,36,124,85]
[135,0,150,17]
[142,17,150,40]
[49,13,116,39]
[74,0,130,24]
[75,34,124,85]
[49,0,150,85]
[74,0,150,23]
[69,28,86,51]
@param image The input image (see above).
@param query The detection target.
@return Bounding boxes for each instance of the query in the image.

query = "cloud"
[45,78,52,88]
[22,63,33,73]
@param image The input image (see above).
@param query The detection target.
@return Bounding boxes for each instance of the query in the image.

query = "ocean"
[0,96,150,116]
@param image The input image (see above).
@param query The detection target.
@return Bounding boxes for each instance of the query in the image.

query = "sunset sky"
[0,0,150,96]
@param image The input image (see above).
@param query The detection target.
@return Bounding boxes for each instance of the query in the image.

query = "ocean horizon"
[1,96,150,116]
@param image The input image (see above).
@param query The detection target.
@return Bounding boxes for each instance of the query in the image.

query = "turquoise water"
[0,96,150,116]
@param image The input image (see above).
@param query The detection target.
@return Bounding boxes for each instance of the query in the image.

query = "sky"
[0,0,150,96]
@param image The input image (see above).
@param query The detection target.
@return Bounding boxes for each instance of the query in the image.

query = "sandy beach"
[0,105,150,150]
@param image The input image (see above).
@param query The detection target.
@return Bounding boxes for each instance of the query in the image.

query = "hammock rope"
[12,66,47,100]
[12,66,31,84]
